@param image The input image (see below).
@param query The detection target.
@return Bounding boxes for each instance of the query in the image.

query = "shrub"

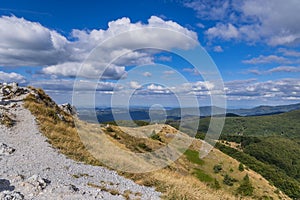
[213,164,222,173]
[223,174,237,186]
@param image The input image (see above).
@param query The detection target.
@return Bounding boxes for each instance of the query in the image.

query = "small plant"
[150,130,162,142]
[223,174,237,186]
[137,143,152,152]
[213,164,222,173]
[211,179,221,190]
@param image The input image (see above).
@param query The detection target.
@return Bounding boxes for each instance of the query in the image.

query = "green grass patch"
[184,149,204,165]
[192,168,214,183]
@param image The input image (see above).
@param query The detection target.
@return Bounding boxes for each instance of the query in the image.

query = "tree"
[238,163,244,171]
[237,174,254,196]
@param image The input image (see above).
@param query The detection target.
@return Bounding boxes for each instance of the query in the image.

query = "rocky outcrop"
[59,103,77,116]
[0,82,29,104]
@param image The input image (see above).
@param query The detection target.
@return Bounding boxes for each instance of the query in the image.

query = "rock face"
[0,83,161,199]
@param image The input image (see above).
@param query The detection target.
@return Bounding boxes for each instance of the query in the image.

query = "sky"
[0,0,300,108]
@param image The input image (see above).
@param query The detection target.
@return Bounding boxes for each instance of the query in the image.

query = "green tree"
[237,174,254,196]
[238,163,244,171]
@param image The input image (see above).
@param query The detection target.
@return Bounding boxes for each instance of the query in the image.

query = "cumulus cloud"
[187,0,300,46]
[0,15,198,80]
[0,16,70,66]
[206,23,239,40]
[42,62,127,80]
[0,71,26,83]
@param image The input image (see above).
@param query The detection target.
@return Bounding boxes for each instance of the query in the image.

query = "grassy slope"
[23,88,289,200]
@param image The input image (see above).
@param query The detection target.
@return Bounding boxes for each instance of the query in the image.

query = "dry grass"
[23,88,101,166]
[23,87,289,200]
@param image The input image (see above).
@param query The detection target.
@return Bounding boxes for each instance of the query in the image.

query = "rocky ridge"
[0,83,161,200]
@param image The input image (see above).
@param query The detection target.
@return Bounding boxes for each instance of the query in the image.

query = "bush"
[213,164,222,173]
[223,174,237,186]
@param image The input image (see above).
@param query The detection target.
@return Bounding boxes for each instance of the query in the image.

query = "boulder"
[26,175,50,191]
[0,191,24,200]
[0,143,15,156]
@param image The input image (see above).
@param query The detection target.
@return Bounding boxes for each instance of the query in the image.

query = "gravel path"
[0,98,161,199]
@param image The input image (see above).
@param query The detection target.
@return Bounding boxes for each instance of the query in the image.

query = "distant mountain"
[78,103,300,122]
[227,103,300,116]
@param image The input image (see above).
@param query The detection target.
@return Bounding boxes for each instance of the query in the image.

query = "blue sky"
[0,0,300,108]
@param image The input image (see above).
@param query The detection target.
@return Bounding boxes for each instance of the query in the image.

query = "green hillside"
[196,109,300,138]
[167,109,300,199]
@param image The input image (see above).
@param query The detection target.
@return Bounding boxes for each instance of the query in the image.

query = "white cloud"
[278,48,300,57]
[243,55,290,64]
[142,72,152,77]
[188,0,300,46]
[157,55,172,62]
[206,23,239,40]
[225,78,300,100]
[268,66,300,73]
[0,15,198,80]
[0,71,26,83]
[42,62,127,80]
[196,23,205,28]
[247,66,300,75]
[184,0,230,21]
[129,81,142,89]
[213,45,223,52]
[163,70,175,75]
[0,16,70,66]
[183,68,200,76]
[30,79,123,92]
